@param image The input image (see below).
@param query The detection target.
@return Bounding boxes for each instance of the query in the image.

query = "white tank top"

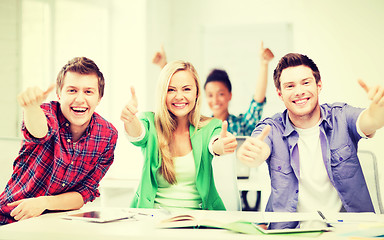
[154,151,202,210]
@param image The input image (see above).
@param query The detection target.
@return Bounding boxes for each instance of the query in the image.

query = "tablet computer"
[62,209,135,223]
[252,220,333,234]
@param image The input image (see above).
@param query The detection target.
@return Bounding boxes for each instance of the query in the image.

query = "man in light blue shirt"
[237,53,384,215]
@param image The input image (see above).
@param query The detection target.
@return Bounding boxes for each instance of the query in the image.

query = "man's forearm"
[45,191,84,211]
[360,105,384,136]
[23,105,49,138]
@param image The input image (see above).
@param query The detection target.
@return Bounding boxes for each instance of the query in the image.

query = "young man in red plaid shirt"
[0,57,118,224]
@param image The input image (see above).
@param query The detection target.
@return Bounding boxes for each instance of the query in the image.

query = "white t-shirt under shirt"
[294,112,369,212]
[294,122,343,212]
[154,151,202,210]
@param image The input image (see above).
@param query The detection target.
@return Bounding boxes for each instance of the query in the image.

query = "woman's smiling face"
[166,70,197,120]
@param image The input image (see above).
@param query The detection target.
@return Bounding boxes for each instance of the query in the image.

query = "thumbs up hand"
[237,125,271,167]
[358,79,384,107]
[121,86,139,124]
[152,45,167,68]
[259,41,274,64]
[357,79,384,136]
[121,86,143,138]
[213,121,237,156]
[17,84,56,108]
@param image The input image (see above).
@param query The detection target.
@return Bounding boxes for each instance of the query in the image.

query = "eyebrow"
[66,86,97,90]
[282,77,314,86]
[168,84,193,88]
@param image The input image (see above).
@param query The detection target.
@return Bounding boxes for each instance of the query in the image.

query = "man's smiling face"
[277,65,322,123]
[58,71,101,133]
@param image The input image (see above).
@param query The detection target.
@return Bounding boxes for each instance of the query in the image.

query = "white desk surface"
[0,208,383,240]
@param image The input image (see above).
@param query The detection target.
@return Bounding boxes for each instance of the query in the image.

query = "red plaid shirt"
[0,101,118,224]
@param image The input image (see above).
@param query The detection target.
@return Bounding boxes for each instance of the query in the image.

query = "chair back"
[212,153,242,211]
[358,150,384,214]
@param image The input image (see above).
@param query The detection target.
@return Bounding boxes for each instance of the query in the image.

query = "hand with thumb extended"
[121,86,139,124]
[259,41,274,64]
[152,45,167,68]
[237,125,271,167]
[358,79,384,107]
[17,84,56,108]
[216,121,237,155]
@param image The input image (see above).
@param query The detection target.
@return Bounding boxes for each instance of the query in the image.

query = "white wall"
[0,0,21,137]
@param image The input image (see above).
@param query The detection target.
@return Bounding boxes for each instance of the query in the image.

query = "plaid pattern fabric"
[227,99,266,136]
[0,101,117,224]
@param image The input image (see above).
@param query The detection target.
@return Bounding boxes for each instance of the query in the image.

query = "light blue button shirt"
[252,102,374,214]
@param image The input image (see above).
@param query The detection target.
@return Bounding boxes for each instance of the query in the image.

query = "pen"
[317,210,326,221]
[317,210,334,227]
[137,212,154,217]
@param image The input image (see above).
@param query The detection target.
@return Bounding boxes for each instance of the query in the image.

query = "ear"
[317,80,323,94]
[276,88,283,100]
[229,92,232,101]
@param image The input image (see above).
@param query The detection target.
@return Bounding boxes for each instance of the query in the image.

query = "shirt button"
[65,123,69,127]
[339,157,343,161]
[62,183,66,187]
[289,145,292,149]
[71,161,74,165]
[67,139,71,143]
[296,190,299,193]
[277,166,282,171]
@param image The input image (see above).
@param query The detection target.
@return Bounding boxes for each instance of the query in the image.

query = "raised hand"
[219,120,237,155]
[259,41,274,64]
[121,86,139,124]
[237,125,271,167]
[152,45,167,68]
[17,84,55,108]
[357,79,384,136]
[16,84,56,138]
[121,86,143,138]
[358,79,384,107]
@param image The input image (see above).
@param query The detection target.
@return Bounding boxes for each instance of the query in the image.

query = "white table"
[1,208,382,240]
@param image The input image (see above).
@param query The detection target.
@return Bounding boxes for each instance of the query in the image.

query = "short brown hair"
[273,53,321,90]
[56,57,105,98]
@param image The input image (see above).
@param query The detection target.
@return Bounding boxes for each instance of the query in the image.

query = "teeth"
[72,107,87,112]
[295,99,307,105]
[174,103,186,107]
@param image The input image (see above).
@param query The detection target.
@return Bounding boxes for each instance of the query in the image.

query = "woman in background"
[121,60,237,210]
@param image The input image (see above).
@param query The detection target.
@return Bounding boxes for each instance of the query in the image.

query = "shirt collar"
[319,104,333,131]
[282,110,296,137]
[56,102,94,136]
[281,105,332,137]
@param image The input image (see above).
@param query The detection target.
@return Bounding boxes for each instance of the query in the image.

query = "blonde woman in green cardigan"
[121,60,237,210]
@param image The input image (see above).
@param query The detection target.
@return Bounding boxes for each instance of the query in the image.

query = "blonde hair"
[155,60,211,184]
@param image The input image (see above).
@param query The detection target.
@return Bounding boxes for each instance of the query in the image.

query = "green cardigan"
[130,112,226,210]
